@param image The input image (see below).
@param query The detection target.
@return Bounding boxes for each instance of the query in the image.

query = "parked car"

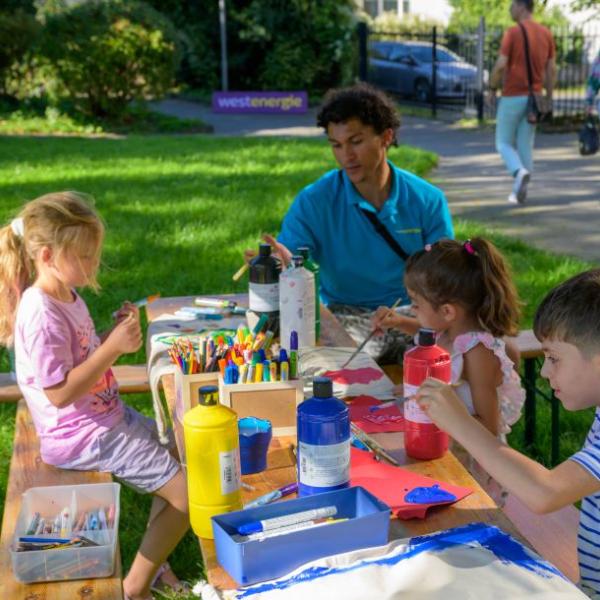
[368,40,483,102]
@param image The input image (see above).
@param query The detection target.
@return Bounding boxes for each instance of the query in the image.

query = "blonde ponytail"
[0,191,104,345]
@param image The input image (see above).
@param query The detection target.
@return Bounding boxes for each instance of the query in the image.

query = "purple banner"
[212,91,308,114]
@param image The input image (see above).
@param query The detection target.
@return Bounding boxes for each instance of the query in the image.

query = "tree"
[448,0,570,32]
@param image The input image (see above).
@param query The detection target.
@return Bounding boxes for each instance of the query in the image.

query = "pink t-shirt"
[14,287,124,465]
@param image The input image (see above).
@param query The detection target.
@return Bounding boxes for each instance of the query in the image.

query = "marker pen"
[280,361,289,381]
[289,330,298,379]
[236,505,337,535]
[254,362,264,383]
[269,360,278,382]
[262,360,271,382]
[242,517,348,541]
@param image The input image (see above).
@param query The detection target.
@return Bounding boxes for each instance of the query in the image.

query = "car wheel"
[414,79,431,103]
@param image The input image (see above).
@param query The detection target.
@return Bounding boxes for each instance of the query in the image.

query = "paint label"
[249,282,279,312]
[298,439,350,488]
[403,383,432,424]
[219,448,241,495]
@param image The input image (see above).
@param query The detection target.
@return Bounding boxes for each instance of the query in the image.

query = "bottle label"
[298,439,350,487]
[403,382,432,424]
[219,448,241,496]
[249,282,279,312]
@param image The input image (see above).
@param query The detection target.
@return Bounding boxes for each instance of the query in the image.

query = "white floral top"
[450,331,525,436]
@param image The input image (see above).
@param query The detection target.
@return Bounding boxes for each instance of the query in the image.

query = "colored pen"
[194,297,237,309]
[111,294,159,319]
[262,330,275,350]
[98,507,108,530]
[252,313,269,337]
[255,362,264,383]
[289,330,298,378]
[107,504,115,529]
[262,360,271,382]
[269,360,278,382]
[237,505,337,535]
[280,361,289,381]
[243,517,348,541]
[244,482,298,509]
[239,363,248,384]
[60,507,70,537]
[26,512,40,535]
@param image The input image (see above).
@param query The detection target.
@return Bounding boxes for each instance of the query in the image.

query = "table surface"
[147,294,528,592]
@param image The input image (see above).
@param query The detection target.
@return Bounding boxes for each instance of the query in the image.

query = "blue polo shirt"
[278,162,453,309]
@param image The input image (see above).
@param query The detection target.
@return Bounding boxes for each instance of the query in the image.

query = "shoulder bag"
[518,23,550,124]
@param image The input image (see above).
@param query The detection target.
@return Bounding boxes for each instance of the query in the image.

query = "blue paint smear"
[235,522,566,598]
[404,484,457,504]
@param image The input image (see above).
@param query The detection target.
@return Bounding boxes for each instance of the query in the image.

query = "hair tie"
[463,240,477,256]
[10,218,24,238]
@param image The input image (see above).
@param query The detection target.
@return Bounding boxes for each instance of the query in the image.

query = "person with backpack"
[487,0,556,205]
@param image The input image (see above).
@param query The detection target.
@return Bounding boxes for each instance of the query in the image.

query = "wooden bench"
[0,364,150,403]
[0,400,123,599]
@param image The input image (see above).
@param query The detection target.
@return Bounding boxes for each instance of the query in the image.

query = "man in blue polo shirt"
[252,83,454,363]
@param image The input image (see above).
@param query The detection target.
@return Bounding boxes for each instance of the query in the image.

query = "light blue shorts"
[58,405,180,494]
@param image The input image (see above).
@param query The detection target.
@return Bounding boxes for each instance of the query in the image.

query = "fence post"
[358,22,369,82]
[476,17,485,122]
[432,26,437,118]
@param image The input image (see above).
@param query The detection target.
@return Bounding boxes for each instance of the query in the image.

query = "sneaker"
[507,192,519,204]
[512,168,530,204]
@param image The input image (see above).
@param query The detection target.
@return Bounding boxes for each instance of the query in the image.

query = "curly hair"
[316,83,401,144]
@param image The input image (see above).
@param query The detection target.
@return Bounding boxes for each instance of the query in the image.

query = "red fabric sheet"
[350,447,473,519]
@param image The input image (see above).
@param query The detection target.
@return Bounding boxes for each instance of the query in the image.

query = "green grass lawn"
[0,134,594,594]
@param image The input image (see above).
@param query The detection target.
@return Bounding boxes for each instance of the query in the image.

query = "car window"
[409,46,460,63]
[370,44,390,60]
[388,45,410,63]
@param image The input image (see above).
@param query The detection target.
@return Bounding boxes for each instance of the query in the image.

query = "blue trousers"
[495,96,536,175]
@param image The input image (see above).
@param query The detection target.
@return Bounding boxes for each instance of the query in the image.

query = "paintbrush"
[111,293,160,319]
[350,423,400,465]
[369,381,462,412]
[232,263,249,282]
[340,296,404,369]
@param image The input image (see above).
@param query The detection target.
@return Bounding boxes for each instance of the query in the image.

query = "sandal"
[151,562,191,594]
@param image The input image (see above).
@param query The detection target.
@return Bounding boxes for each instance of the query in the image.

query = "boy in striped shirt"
[417,268,600,597]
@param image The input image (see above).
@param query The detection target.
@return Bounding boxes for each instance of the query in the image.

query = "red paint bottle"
[403,328,451,460]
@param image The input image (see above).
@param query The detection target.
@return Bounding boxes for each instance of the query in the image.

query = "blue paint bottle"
[297,377,350,496]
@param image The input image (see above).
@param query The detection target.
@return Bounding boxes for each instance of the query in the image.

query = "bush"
[144,0,356,95]
[0,10,40,96]
[39,0,179,118]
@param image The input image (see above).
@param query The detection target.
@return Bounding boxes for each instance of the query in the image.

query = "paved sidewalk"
[154,99,600,262]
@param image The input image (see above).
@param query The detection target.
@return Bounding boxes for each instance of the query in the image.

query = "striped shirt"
[571,408,600,597]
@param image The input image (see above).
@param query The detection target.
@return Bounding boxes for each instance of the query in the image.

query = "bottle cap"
[198,385,219,406]
[258,243,271,257]
[290,330,298,350]
[313,376,333,398]
[292,255,304,267]
[297,246,310,259]
[418,328,436,346]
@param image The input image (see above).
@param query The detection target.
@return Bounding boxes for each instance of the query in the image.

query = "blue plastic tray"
[212,485,390,586]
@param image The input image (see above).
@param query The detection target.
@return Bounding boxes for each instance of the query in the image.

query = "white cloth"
[224,523,584,599]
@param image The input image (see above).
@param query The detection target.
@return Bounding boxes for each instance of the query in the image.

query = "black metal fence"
[358,20,600,121]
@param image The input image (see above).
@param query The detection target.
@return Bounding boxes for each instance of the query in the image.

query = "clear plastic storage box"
[11,482,120,583]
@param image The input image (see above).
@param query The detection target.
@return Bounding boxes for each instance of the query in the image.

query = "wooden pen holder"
[218,375,304,436]
[174,370,220,421]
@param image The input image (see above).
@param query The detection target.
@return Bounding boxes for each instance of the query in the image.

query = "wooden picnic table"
[147,294,532,592]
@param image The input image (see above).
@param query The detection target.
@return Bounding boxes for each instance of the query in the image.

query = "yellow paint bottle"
[183,385,242,538]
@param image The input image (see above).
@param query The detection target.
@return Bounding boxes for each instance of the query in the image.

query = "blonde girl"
[0,192,188,600]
